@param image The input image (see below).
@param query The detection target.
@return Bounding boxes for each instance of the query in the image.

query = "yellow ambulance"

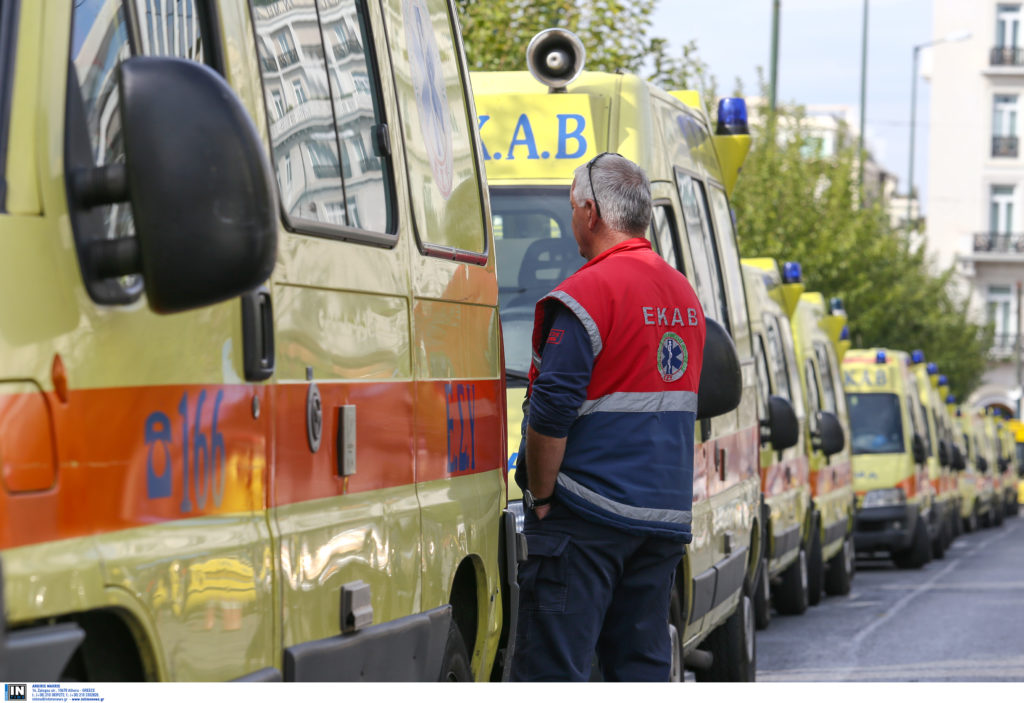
[953,403,987,532]
[843,349,935,568]
[474,29,759,680]
[785,283,854,598]
[740,259,808,627]
[982,412,1006,526]
[908,353,959,556]
[995,415,1018,518]
[1006,418,1024,507]
[0,0,512,682]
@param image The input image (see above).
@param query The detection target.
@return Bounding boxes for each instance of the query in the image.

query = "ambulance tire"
[931,519,946,560]
[964,506,978,533]
[438,620,472,681]
[806,516,824,607]
[696,582,756,681]
[824,535,853,596]
[772,546,808,615]
[950,508,962,539]
[753,553,771,630]
[994,500,1004,527]
[892,516,930,569]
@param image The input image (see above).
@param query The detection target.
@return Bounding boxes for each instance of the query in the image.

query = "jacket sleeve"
[528,304,595,438]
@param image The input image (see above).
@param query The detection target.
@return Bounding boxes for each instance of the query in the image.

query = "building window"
[292,80,307,105]
[990,185,1015,235]
[271,89,286,119]
[987,285,1015,353]
[993,95,1019,157]
[994,5,1023,64]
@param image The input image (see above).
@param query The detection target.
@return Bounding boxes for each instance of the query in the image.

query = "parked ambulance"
[740,259,810,627]
[908,353,959,556]
[0,0,514,682]
[843,349,935,568]
[474,29,758,680]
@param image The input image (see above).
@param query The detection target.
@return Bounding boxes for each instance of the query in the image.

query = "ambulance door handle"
[241,286,275,381]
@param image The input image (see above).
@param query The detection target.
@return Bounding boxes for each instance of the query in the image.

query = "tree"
[730,100,992,398]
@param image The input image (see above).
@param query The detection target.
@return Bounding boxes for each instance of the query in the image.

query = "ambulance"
[995,415,1018,518]
[908,353,959,556]
[982,412,1006,527]
[952,402,987,532]
[785,279,854,598]
[843,349,935,568]
[1006,418,1024,507]
[740,260,808,627]
[473,29,759,680]
[935,376,965,539]
[0,0,514,682]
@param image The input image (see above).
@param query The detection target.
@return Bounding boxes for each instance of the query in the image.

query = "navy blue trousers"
[510,501,684,682]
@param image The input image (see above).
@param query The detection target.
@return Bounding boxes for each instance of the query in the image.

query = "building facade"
[928,1,1024,411]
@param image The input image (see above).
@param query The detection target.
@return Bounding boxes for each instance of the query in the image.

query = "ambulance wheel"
[824,535,853,596]
[753,554,771,630]
[438,620,472,681]
[994,501,1004,526]
[950,508,962,539]
[964,506,978,533]
[696,583,755,681]
[806,515,824,606]
[931,519,946,560]
[892,517,930,569]
[772,546,808,615]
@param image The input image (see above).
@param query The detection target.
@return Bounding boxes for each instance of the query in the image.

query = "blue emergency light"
[716,98,749,136]
[926,362,938,375]
[840,325,850,341]
[939,374,949,386]
[911,350,925,364]
[875,350,887,364]
[782,261,802,283]
[947,393,956,404]
[829,297,845,313]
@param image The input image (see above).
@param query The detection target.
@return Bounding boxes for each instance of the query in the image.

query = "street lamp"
[906,29,971,230]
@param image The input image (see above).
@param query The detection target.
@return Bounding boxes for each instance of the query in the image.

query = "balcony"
[991,46,1024,66]
[277,49,299,68]
[990,333,1019,359]
[360,156,382,172]
[993,135,1019,158]
[973,232,1024,253]
[313,163,340,179]
[302,43,324,61]
[333,37,363,60]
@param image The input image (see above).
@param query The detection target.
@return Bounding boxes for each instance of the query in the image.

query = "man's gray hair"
[572,154,652,234]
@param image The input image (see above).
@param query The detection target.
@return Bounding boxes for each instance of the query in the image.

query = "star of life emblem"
[657,332,688,382]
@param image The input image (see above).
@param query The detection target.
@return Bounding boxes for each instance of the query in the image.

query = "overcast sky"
[651,0,939,210]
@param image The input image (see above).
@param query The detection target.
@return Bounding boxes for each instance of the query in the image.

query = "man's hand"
[525,427,566,520]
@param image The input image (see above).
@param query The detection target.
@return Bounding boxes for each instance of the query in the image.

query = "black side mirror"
[697,318,742,420]
[911,434,926,464]
[977,456,988,473]
[952,444,966,471]
[764,395,799,451]
[998,457,1010,474]
[813,410,845,457]
[71,57,277,313]
[938,439,950,468]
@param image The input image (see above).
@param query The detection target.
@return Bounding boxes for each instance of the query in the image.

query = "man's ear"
[587,201,600,230]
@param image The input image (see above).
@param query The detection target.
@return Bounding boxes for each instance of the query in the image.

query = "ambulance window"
[68,0,220,302]
[708,186,750,336]
[251,0,395,238]
[489,186,584,381]
[0,0,16,209]
[753,334,771,419]
[778,315,805,418]
[764,315,792,402]
[675,171,728,329]
[805,360,822,432]
[385,0,487,258]
[814,342,838,413]
[649,203,682,271]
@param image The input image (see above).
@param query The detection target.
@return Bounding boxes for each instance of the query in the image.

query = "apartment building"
[927,1,1024,410]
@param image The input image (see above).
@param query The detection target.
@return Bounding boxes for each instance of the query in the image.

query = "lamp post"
[858,0,869,194]
[906,30,971,231]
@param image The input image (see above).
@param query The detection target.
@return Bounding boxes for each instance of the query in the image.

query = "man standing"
[510,153,707,682]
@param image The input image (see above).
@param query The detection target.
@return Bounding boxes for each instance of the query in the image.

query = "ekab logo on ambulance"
[404,0,454,197]
[475,93,599,179]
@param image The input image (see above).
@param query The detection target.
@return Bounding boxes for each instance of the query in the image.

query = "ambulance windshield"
[847,392,905,454]
[490,187,585,383]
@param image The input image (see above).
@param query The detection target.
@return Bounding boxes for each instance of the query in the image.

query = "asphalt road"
[755,513,1024,681]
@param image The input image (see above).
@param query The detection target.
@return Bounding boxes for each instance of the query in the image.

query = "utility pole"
[768,0,781,144]
[1017,282,1022,417]
[858,0,869,197]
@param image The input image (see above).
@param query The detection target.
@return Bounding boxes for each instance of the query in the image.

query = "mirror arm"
[71,164,129,209]
[88,237,142,279]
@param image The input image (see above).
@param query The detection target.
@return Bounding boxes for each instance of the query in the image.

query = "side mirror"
[813,410,845,457]
[938,439,950,468]
[951,444,966,471]
[977,456,988,474]
[697,318,742,420]
[998,457,1010,474]
[911,433,926,464]
[764,395,799,451]
[70,57,277,313]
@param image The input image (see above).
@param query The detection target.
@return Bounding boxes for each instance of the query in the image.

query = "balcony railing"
[360,156,382,172]
[973,232,1024,253]
[993,135,1019,158]
[333,37,363,60]
[991,46,1024,65]
[260,56,278,72]
[991,333,1020,357]
[302,44,324,61]
[312,163,340,179]
[277,49,299,68]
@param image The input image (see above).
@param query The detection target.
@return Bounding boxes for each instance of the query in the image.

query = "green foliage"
[454,0,656,74]
[731,101,992,398]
